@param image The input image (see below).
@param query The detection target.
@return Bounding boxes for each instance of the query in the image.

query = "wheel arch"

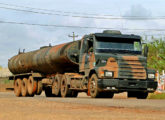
[88,69,97,78]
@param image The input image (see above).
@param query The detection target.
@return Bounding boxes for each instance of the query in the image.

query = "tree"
[147,39,165,73]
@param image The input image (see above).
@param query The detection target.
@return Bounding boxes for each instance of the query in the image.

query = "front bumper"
[98,79,157,92]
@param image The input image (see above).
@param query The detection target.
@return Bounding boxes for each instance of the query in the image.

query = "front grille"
[118,57,147,79]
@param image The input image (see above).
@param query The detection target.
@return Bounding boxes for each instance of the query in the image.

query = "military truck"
[8,30,157,99]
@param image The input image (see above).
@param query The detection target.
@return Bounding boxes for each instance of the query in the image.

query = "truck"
[8,30,158,99]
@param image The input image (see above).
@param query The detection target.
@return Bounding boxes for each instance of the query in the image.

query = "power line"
[0,2,114,17]
[0,6,165,20]
[0,20,165,31]
[1,2,165,19]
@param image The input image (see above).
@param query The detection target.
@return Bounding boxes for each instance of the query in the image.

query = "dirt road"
[0,92,165,120]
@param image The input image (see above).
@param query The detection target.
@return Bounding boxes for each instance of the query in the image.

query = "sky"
[0,0,165,67]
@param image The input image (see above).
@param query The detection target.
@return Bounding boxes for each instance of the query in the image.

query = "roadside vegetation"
[148,93,165,99]
[145,38,165,99]
[146,38,165,73]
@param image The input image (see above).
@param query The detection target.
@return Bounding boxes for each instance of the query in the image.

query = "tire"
[99,92,114,98]
[88,74,100,98]
[60,75,72,97]
[36,80,42,95]
[27,76,37,97]
[127,92,137,98]
[45,87,54,97]
[70,91,78,98]
[21,78,28,97]
[14,78,22,97]
[136,92,148,99]
[52,75,61,96]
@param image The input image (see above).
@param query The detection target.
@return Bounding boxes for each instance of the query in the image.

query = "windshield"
[95,37,142,54]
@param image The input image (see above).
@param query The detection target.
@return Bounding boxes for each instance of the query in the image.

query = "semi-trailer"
[8,30,157,98]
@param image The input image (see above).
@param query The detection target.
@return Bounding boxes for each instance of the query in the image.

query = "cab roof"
[94,33,141,40]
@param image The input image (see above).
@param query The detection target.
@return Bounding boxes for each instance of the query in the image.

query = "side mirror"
[144,45,148,57]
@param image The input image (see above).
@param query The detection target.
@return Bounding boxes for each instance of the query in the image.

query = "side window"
[80,37,93,54]
[134,41,141,51]
[87,41,93,53]
[80,38,88,53]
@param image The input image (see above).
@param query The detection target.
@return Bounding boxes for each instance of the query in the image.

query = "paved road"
[0,92,165,120]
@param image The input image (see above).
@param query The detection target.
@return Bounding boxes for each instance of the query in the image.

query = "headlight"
[148,74,155,79]
[105,71,113,77]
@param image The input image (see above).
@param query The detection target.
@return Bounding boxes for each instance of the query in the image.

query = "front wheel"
[128,92,148,99]
[88,74,100,98]
[136,92,148,99]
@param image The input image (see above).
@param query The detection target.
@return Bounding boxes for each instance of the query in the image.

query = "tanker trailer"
[8,41,80,97]
[8,30,158,98]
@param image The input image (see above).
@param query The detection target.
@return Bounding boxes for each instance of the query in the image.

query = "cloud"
[0,12,98,67]
[124,4,152,17]
[0,0,165,67]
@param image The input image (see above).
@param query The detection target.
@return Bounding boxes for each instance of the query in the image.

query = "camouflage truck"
[8,30,157,99]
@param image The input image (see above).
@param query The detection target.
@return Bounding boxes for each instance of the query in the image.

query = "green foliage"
[0,65,2,70]
[148,93,165,99]
[147,39,165,72]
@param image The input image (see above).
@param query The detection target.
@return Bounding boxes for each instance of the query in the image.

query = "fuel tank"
[8,41,80,75]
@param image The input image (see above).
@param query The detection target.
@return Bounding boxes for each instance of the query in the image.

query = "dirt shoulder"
[0,92,165,120]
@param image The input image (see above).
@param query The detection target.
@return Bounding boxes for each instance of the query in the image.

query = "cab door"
[79,37,88,72]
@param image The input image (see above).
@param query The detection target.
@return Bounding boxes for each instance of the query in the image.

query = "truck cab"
[79,30,157,98]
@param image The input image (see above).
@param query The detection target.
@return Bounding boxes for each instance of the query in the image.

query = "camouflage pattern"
[97,56,147,79]
[8,41,80,75]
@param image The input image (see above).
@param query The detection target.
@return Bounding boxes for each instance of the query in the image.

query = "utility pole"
[68,32,78,41]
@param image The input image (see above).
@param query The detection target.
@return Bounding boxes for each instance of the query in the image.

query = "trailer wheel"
[45,87,53,97]
[60,75,72,97]
[14,78,22,97]
[36,81,42,95]
[89,74,100,98]
[136,92,148,99]
[52,74,61,96]
[27,76,37,97]
[21,78,28,97]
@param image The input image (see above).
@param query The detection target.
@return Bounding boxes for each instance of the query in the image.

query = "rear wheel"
[21,78,28,97]
[60,75,72,97]
[89,74,100,98]
[27,76,37,97]
[36,80,42,95]
[52,74,61,96]
[14,78,22,97]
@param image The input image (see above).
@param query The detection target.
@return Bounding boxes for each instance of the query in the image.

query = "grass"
[148,93,165,99]
[0,77,13,84]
